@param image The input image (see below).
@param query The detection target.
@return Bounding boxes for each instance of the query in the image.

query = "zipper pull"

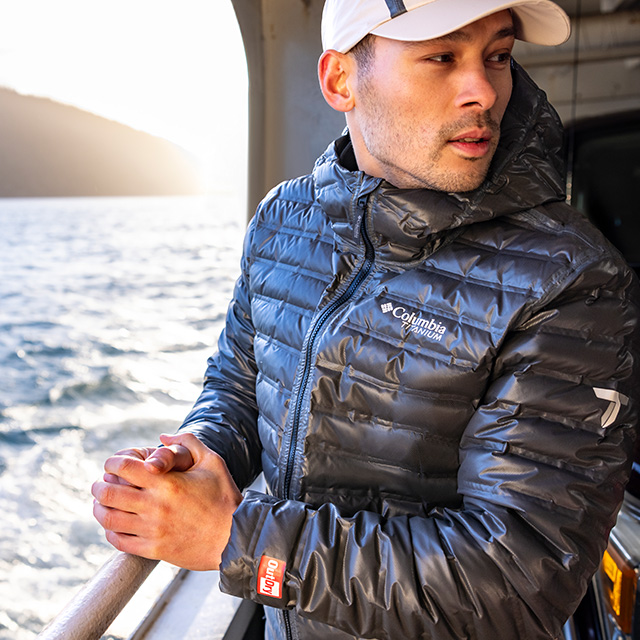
[352,194,369,244]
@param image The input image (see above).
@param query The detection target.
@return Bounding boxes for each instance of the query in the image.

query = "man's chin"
[417,169,489,194]
[446,158,498,193]
[449,174,489,194]
[376,155,491,192]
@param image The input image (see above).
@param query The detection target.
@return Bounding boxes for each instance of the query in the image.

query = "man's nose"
[454,64,499,111]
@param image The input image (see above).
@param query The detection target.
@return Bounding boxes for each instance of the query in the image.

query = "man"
[92,1,640,638]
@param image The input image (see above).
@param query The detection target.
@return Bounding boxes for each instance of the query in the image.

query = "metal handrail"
[37,552,159,640]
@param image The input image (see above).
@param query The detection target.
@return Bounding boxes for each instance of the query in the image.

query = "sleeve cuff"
[219,490,310,609]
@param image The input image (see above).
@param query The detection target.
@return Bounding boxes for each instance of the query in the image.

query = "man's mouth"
[448,130,493,158]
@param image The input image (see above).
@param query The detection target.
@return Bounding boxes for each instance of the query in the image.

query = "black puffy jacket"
[179,63,640,639]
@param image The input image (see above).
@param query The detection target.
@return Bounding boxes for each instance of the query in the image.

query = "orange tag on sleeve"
[257,555,286,599]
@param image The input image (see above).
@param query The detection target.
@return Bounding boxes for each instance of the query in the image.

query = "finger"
[103,472,137,486]
[91,479,144,512]
[103,447,160,485]
[93,501,141,536]
[104,530,157,559]
[159,432,218,467]
[111,446,158,461]
[145,443,194,474]
[104,454,156,488]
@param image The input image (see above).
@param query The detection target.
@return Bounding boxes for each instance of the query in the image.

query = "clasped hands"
[91,432,243,571]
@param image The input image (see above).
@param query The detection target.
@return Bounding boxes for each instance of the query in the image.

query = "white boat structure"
[37,554,249,640]
[37,0,640,638]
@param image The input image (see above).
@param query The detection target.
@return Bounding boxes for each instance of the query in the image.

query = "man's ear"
[318,50,356,113]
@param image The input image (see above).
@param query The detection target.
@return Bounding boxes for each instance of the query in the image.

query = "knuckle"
[100,483,117,506]
[155,449,173,465]
[102,508,118,531]
[178,433,199,450]
[105,531,125,552]
[113,446,148,459]
[92,482,107,503]
[114,447,135,456]
[150,510,169,536]
[209,451,226,471]
[119,456,137,473]
[146,541,161,559]
[105,453,136,476]
[92,502,104,524]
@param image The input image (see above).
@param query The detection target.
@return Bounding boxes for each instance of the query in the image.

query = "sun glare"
[0,0,248,193]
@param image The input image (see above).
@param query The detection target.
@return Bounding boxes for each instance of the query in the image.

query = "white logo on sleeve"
[594,387,629,428]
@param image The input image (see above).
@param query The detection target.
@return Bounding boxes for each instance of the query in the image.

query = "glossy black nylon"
[181,63,640,640]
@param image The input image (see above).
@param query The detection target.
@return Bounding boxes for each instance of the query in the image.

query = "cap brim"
[371,0,570,46]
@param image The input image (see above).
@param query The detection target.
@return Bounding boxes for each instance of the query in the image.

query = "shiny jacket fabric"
[179,63,640,639]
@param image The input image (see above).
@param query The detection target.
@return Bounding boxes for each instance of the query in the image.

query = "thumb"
[163,433,242,511]
[158,432,214,467]
[144,435,195,473]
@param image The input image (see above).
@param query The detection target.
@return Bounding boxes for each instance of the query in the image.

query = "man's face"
[347,10,515,192]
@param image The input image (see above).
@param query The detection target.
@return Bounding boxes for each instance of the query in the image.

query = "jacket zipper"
[283,205,375,500]
[281,201,375,640]
[283,608,293,640]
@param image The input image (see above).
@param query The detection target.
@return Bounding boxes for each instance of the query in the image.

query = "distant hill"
[0,87,205,197]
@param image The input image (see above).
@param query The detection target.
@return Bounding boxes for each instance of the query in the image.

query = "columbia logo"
[381,301,448,343]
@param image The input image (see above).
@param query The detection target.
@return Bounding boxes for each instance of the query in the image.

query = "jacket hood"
[313,61,567,263]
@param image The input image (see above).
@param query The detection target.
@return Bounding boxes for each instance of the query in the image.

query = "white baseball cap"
[322,0,571,53]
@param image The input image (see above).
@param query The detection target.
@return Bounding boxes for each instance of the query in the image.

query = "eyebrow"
[405,24,516,48]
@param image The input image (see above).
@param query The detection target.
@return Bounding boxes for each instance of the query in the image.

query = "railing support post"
[38,552,159,640]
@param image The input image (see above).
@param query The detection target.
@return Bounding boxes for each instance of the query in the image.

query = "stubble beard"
[358,90,501,192]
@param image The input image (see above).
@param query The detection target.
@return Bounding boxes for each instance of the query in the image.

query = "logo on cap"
[257,555,286,599]
[384,0,408,18]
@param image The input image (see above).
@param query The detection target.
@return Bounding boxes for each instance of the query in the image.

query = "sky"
[0,0,249,192]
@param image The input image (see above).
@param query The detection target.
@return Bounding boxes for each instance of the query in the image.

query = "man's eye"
[427,53,454,63]
[488,52,512,64]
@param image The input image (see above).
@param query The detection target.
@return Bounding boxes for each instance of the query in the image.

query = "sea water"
[0,195,245,638]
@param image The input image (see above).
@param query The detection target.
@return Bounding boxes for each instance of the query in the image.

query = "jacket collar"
[314,62,566,264]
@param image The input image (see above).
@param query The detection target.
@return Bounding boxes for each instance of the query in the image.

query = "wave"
[46,372,140,406]
[96,343,145,356]
[18,344,77,359]
[0,425,82,447]
[0,320,60,332]
[0,195,244,636]
[161,341,210,354]
[0,430,35,446]
[192,313,226,330]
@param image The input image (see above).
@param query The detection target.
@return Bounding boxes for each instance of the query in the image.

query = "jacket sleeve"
[219,255,640,640]
[178,217,263,490]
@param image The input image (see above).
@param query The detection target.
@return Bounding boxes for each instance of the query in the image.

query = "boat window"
[572,127,640,270]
